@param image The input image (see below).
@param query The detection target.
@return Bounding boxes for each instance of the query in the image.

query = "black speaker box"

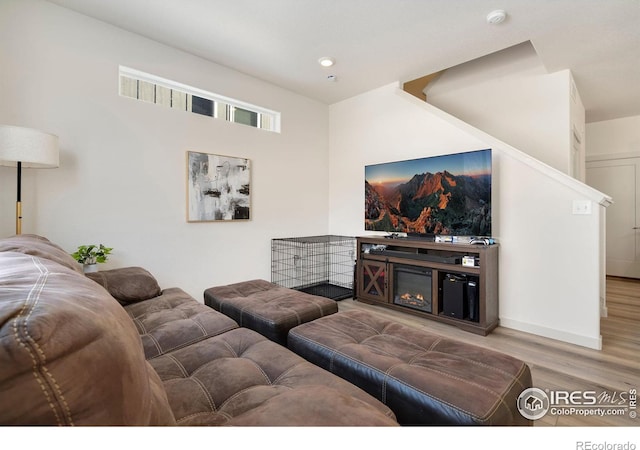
[467,277,479,322]
[442,273,467,319]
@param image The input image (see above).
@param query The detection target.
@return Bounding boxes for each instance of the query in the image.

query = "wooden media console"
[355,236,499,335]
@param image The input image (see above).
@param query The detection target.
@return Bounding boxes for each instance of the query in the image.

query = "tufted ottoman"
[288,310,532,426]
[204,279,338,346]
[148,327,398,426]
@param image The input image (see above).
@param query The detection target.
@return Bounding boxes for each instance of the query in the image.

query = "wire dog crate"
[271,235,356,300]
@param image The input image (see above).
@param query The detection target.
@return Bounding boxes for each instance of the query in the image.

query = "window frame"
[119,66,281,133]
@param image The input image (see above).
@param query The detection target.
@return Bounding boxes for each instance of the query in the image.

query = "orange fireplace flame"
[400,293,424,301]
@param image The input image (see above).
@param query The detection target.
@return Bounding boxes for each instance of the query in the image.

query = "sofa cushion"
[149,327,398,426]
[124,288,238,359]
[86,266,162,305]
[0,252,176,425]
[0,234,82,274]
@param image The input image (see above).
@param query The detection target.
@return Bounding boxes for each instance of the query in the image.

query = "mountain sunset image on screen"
[364,149,492,236]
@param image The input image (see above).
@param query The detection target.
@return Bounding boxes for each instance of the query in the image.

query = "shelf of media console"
[360,240,495,274]
[363,252,480,275]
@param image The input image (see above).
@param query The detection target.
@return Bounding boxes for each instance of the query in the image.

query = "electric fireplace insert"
[393,264,432,313]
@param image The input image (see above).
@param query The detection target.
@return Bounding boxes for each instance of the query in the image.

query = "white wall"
[586,116,640,158]
[329,83,608,349]
[425,42,579,176]
[0,0,330,299]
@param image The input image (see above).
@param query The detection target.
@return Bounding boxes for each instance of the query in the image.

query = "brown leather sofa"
[0,234,397,426]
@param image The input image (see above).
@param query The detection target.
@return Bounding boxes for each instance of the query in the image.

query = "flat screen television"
[365,149,492,237]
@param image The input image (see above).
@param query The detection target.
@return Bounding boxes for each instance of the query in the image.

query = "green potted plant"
[71,244,113,273]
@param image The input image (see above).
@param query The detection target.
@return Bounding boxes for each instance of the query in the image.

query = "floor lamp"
[0,125,59,235]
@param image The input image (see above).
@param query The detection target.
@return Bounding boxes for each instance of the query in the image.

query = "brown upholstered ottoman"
[288,310,532,426]
[204,279,338,346]
[149,327,398,426]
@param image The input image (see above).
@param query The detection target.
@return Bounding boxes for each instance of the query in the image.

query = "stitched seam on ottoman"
[176,410,231,425]
[142,309,191,333]
[340,314,385,336]
[221,340,239,357]
[164,353,189,378]
[511,363,531,392]
[191,377,217,412]
[488,363,531,420]
[220,339,276,383]
[348,317,521,395]
[292,334,381,401]
[239,305,275,326]
[358,334,438,357]
[142,314,207,335]
[199,341,272,387]
[216,298,246,324]
[220,292,329,323]
[290,330,341,373]
[145,324,238,359]
[217,298,231,316]
[218,384,287,413]
[427,338,442,351]
[396,356,512,423]
[294,321,359,344]
[381,362,407,404]
[405,349,515,416]
[307,311,437,348]
[356,323,520,420]
[290,333,502,422]
[160,377,218,414]
[143,333,163,358]
[237,304,305,325]
[487,374,519,421]
[272,362,306,385]
[12,257,74,425]
[132,317,147,334]
[141,308,216,333]
[188,317,208,336]
[427,346,526,380]
[296,322,516,386]
[242,359,272,385]
[311,301,325,318]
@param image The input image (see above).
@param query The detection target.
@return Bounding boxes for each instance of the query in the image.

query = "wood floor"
[339,276,640,427]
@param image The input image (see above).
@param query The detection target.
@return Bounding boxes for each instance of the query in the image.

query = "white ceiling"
[45,0,639,123]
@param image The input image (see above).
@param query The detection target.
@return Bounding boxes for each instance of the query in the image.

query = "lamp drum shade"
[0,125,59,168]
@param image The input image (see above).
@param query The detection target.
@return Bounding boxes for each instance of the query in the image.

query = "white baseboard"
[500,317,602,350]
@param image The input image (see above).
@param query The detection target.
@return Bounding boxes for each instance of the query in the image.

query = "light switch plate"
[572,200,592,215]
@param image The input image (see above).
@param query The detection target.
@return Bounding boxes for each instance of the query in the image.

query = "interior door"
[586,157,640,278]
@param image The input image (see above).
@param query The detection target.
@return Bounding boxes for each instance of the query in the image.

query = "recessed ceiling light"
[486,10,507,24]
[318,57,335,67]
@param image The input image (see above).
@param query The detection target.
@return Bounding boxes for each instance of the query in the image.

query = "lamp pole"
[0,125,59,235]
[16,161,22,234]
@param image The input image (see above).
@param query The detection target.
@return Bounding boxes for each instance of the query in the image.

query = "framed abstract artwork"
[186,151,251,222]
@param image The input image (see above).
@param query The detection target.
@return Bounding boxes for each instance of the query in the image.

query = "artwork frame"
[186,151,251,222]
